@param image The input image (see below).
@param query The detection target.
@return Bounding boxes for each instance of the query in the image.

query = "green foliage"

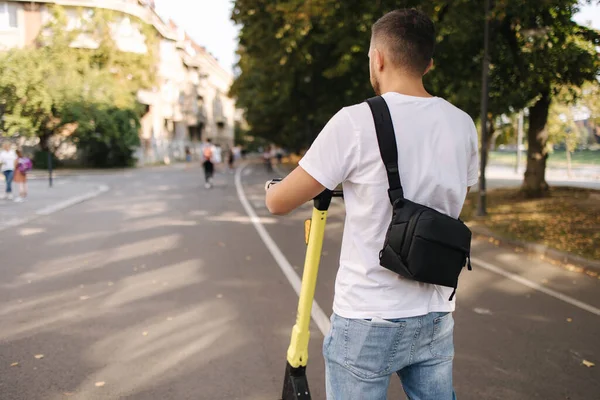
[0,49,53,137]
[71,104,141,167]
[33,150,62,170]
[231,0,599,162]
[548,87,585,152]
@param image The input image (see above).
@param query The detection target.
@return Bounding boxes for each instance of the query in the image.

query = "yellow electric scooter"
[268,179,343,400]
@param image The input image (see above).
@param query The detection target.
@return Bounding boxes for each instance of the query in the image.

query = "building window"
[0,2,17,30]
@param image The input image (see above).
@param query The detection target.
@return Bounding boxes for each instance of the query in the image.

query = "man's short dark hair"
[371,9,435,75]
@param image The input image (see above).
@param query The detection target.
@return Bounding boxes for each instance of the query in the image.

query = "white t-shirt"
[299,92,479,319]
[0,150,17,172]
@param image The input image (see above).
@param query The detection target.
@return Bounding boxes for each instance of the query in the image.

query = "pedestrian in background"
[227,147,235,172]
[202,138,216,189]
[263,145,273,173]
[13,149,31,203]
[0,142,17,200]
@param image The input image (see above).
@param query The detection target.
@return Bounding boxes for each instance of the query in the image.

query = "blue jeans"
[3,170,13,193]
[323,312,457,400]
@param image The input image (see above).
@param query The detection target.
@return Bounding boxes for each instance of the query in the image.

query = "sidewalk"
[486,163,600,182]
[0,179,108,232]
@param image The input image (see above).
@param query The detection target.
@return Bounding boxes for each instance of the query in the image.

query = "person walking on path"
[266,9,478,399]
[263,145,273,173]
[13,149,31,202]
[0,142,17,201]
[202,139,216,189]
[227,147,235,172]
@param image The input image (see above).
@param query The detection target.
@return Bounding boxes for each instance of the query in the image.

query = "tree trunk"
[522,90,551,197]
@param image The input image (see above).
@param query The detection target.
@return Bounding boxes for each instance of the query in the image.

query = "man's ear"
[375,49,386,71]
[423,58,434,75]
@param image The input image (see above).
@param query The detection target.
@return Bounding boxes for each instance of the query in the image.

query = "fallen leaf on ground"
[582,360,595,368]
[79,296,90,301]
[95,381,105,387]
[107,282,114,286]
[473,308,493,315]
[10,362,19,367]
[34,354,44,359]
[541,279,549,284]
[566,318,573,322]
[142,331,148,336]
[217,294,223,299]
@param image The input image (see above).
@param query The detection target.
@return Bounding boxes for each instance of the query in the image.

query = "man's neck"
[380,77,432,98]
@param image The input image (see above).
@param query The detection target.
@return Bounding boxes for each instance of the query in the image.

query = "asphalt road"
[0,163,598,400]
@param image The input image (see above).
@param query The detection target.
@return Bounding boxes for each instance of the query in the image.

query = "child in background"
[13,149,32,202]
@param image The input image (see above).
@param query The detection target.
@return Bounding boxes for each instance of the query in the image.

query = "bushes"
[71,105,141,168]
[33,150,61,170]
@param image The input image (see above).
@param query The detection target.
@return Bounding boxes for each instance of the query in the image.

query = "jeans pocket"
[343,318,406,379]
[323,314,337,356]
[429,312,455,360]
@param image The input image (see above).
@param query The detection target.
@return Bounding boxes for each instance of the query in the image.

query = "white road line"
[471,257,600,316]
[235,163,331,336]
[36,185,109,215]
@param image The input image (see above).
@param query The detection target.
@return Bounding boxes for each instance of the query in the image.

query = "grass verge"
[461,187,600,261]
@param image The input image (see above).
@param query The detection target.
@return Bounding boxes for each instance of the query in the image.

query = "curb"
[0,184,110,232]
[468,223,600,275]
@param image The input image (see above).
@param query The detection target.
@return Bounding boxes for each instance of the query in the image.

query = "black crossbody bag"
[366,96,472,300]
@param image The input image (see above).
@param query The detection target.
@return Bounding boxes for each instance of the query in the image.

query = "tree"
[69,103,141,167]
[422,1,599,196]
[231,0,599,197]
[0,5,158,167]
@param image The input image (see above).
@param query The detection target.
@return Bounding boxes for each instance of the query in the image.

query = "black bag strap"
[366,96,404,203]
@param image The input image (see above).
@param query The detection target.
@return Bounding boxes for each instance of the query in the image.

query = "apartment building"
[0,0,236,164]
